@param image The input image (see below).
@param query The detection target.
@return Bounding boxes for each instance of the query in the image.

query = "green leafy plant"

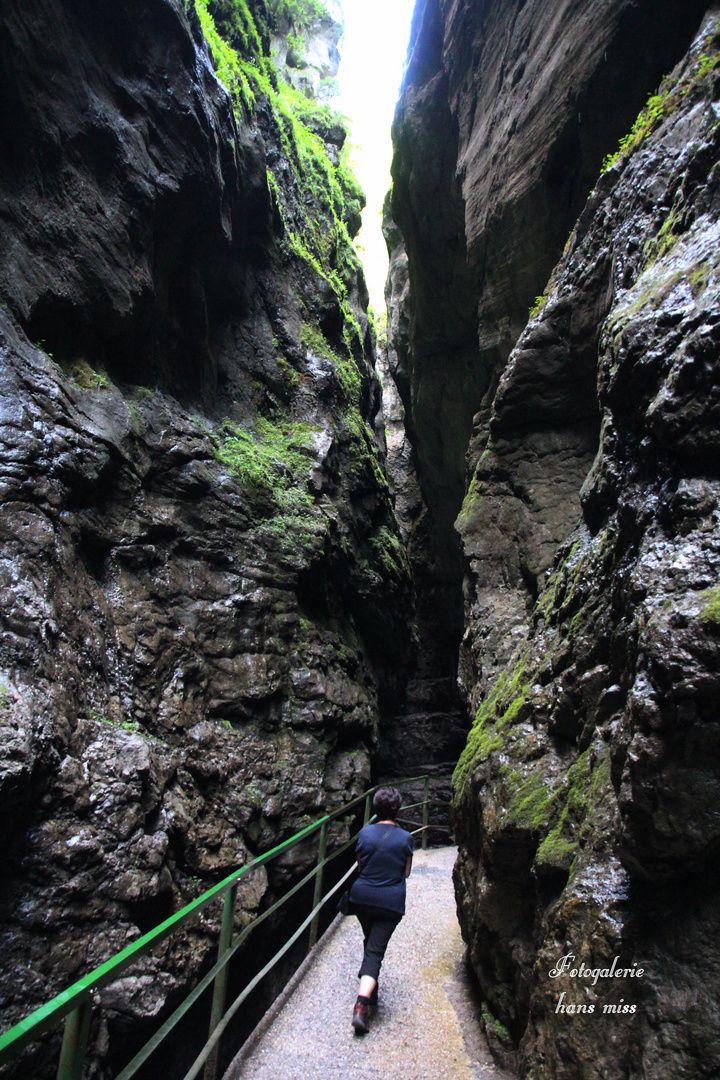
[601,26,720,174]
[34,339,54,360]
[601,90,668,173]
[529,294,548,319]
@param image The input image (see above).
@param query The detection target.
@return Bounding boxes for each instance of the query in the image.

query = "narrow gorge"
[1,1,719,1078]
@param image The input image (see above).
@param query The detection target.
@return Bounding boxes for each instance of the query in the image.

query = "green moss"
[368,526,409,580]
[195,0,260,112]
[300,321,339,358]
[215,416,318,517]
[481,1007,510,1039]
[657,207,684,258]
[90,708,140,733]
[459,722,504,783]
[601,27,720,174]
[534,749,612,870]
[453,656,530,796]
[191,0,394,579]
[269,80,360,265]
[300,323,363,407]
[342,416,388,491]
[689,261,711,298]
[500,692,527,726]
[66,359,112,390]
[196,0,364,318]
[622,266,686,319]
[535,829,578,868]
[535,572,561,620]
[567,607,588,637]
[455,473,485,532]
[700,585,720,627]
[276,352,302,391]
[504,767,560,831]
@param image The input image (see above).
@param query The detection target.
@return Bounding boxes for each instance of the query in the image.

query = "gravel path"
[223,847,514,1080]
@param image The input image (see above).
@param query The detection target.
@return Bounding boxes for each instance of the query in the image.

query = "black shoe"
[352,1002,370,1034]
[370,984,378,1010]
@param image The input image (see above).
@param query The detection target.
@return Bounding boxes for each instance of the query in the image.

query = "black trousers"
[353,903,402,982]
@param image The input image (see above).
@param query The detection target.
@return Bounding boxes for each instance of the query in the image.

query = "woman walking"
[349,786,414,1034]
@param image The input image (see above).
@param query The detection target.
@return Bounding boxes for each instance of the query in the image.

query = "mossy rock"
[700,585,720,628]
[503,766,561,832]
[453,654,531,796]
[533,748,612,873]
[66,358,112,390]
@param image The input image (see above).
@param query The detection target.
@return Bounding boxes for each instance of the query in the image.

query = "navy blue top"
[349,822,414,915]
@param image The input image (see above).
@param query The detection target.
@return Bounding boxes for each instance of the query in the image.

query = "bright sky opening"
[335,0,415,312]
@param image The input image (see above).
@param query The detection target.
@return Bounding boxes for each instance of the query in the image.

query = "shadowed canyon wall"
[388,0,720,1077]
[384,0,711,784]
[0,0,414,1073]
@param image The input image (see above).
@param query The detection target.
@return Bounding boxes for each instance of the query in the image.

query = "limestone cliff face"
[388,0,710,706]
[385,0,710,786]
[380,192,468,776]
[389,0,720,1077]
[453,13,720,1074]
[0,0,412,1068]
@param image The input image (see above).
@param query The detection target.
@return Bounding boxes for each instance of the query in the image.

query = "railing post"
[203,883,238,1080]
[363,793,372,824]
[308,821,328,949]
[57,999,92,1080]
[422,775,430,851]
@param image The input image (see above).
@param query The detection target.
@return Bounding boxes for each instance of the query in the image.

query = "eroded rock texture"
[380,194,468,776]
[389,0,720,1075]
[452,12,720,1079]
[0,0,412,1071]
[387,0,709,732]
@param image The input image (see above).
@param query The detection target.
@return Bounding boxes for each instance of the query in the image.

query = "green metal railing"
[0,775,451,1080]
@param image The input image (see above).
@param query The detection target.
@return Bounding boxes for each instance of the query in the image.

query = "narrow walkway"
[223,847,514,1080]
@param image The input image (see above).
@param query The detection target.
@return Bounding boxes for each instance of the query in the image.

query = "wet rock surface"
[0,0,413,1072]
[381,188,469,782]
[384,0,710,800]
[452,12,720,1078]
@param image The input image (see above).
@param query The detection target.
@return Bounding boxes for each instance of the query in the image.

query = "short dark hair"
[373,786,402,820]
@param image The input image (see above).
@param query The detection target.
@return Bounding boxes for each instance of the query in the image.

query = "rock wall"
[379,193,468,777]
[389,0,720,1076]
[384,0,710,786]
[454,16,720,1072]
[0,0,413,1071]
[388,0,710,709]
